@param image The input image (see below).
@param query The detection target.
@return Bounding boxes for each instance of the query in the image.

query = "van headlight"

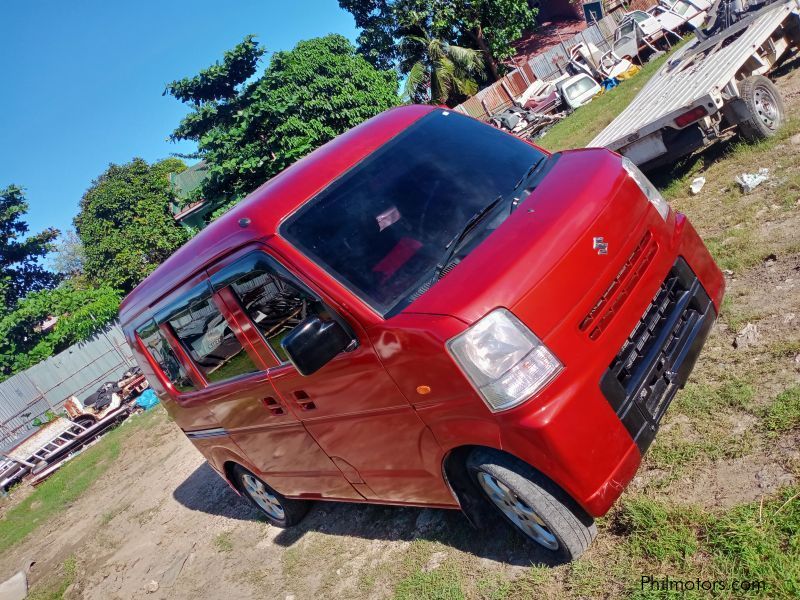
[622,157,669,221]
[447,308,562,412]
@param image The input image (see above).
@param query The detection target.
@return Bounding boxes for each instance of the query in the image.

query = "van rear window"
[136,321,195,393]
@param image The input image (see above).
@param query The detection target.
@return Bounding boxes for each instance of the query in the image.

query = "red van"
[120,105,724,561]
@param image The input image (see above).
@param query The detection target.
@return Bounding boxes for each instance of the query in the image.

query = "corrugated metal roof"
[0,372,41,423]
[169,161,209,201]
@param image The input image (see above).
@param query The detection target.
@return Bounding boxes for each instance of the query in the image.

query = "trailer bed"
[590,0,800,152]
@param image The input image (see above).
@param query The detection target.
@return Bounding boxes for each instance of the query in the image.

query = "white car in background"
[557,74,602,110]
[515,72,601,116]
[650,0,712,31]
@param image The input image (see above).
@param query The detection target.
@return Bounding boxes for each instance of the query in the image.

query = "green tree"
[51,229,86,279]
[163,34,265,107]
[0,281,121,381]
[166,34,400,204]
[401,14,485,104]
[0,185,60,311]
[74,158,188,293]
[339,0,537,83]
[441,0,538,79]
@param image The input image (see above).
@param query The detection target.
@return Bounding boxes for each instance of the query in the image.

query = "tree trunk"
[468,24,500,82]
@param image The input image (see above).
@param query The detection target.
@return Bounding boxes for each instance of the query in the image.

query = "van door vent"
[293,390,316,411]
[261,396,285,416]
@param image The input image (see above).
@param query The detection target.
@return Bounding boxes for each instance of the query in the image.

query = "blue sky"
[0,0,358,241]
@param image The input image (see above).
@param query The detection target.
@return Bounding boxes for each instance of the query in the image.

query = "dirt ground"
[0,412,542,599]
[1,55,799,600]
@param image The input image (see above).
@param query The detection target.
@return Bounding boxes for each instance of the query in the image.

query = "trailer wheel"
[231,464,310,527]
[738,76,785,142]
[466,449,596,562]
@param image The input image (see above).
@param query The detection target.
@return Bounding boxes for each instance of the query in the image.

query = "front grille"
[600,258,716,452]
[580,230,658,340]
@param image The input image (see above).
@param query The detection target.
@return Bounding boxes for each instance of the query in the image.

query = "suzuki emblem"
[593,237,608,255]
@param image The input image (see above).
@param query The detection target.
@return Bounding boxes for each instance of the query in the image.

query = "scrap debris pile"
[485,0,708,141]
[0,367,151,491]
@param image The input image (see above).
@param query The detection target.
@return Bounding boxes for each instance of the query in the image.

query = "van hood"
[402,148,653,340]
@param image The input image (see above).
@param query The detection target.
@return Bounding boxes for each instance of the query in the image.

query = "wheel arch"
[222,460,242,494]
[203,444,261,496]
[72,414,98,427]
[440,444,488,527]
[441,443,586,528]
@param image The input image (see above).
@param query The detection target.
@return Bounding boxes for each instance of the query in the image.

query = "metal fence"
[0,323,136,452]
[456,2,659,120]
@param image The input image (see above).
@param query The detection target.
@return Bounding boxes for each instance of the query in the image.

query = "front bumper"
[499,213,724,517]
[600,257,717,453]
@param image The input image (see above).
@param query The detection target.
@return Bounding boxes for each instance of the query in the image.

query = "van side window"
[136,321,196,393]
[167,296,258,384]
[230,271,318,363]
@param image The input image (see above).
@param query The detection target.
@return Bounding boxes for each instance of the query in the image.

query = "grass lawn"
[0,409,160,554]
[26,556,77,600]
[383,486,800,599]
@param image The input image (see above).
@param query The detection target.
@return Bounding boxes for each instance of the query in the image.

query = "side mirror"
[281,316,355,376]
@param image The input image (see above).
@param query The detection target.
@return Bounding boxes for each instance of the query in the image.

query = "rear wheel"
[738,75,785,141]
[231,464,310,527]
[467,449,596,562]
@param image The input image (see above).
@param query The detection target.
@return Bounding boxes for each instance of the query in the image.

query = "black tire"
[231,464,310,527]
[738,75,785,142]
[466,449,596,562]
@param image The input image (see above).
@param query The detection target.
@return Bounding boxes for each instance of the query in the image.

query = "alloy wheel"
[477,471,559,550]
[242,473,285,520]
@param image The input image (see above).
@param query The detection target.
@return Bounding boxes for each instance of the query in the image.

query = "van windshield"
[281,110,545,317]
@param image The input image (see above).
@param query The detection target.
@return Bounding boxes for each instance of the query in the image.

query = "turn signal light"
[674,106,708,128]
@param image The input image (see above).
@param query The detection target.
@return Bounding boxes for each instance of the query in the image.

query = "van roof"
[119,104,436,323]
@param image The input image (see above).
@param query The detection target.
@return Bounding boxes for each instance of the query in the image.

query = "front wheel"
[467,449,596,561]
[231,464,310,527]
[738,75,785,142]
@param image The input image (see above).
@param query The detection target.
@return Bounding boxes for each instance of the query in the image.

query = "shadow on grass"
[174,462,566,567]
[647,137,735,189]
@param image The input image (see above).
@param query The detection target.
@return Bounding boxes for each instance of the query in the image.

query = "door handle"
[293,390,316,411]
[261,396,285,416]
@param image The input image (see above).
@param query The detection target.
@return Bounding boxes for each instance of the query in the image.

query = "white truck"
[590,0,800,170]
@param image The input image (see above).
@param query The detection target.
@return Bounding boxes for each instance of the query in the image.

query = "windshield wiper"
[510,153,558,213]
[431,195,504,281]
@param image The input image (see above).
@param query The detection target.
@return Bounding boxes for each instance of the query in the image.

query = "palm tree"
[401,28,485,106]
